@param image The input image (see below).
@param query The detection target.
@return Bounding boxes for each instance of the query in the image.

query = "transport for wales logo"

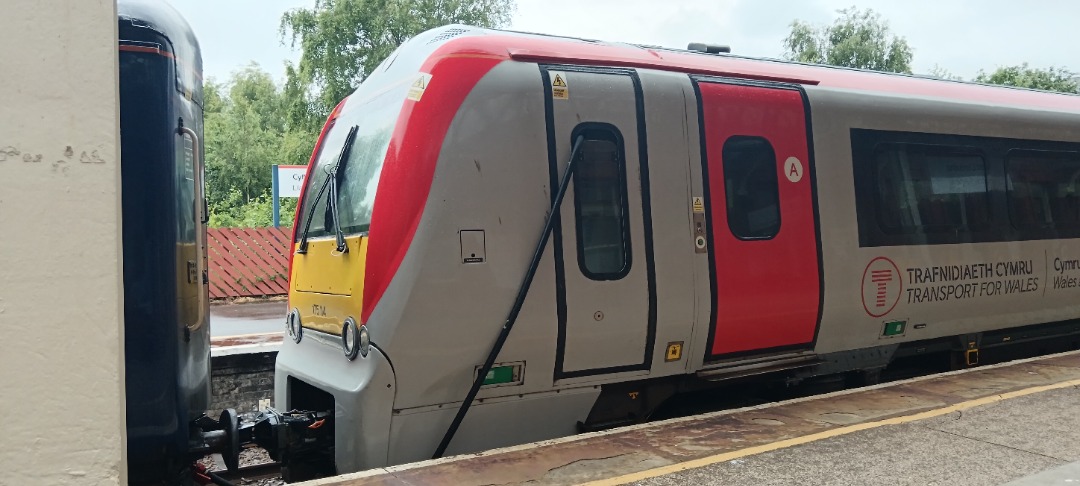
[862,257,902,318]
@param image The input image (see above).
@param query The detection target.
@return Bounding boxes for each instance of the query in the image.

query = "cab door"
[543,67,655,379]
[695,79,821,359]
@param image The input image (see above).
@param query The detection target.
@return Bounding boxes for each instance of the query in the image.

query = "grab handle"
[179,125,207,332]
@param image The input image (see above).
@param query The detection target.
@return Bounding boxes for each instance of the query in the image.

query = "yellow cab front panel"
[290,235,367,335]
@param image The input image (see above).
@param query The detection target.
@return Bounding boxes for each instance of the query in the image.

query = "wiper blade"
[329,125,359,253]
[295,125,359,254]
[295,166,332,255]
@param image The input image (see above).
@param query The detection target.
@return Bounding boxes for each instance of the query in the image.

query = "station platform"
[302,351,1080,486]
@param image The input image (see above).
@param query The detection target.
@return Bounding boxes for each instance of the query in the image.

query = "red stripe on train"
[362,52,503,323]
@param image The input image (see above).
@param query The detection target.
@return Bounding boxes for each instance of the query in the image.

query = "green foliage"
[926,64,963,81]
[204,64,313,227]
[974,63,1079,93]
[208,188,298,228]
[281,0,516,115]
[784,7,913,74]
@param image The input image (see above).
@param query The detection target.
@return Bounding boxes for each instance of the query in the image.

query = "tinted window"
[573,126,630,279]
[874,145,989,235]
[852,129,1080,247]
[1007,150,1080,230]
[723,136,780,239]
[176,133,196,243]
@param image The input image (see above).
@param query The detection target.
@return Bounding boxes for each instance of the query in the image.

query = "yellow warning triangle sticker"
[552,74,567,87]
[407,73,432,101]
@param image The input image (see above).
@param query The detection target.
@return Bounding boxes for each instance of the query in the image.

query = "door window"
[572,125,631,280]
[723,136,781,239]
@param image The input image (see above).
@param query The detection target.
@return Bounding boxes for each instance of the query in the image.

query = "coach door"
[543,67,655,379]
[695,79,821,359]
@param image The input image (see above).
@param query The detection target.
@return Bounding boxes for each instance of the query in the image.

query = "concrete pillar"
[0,0,125,484]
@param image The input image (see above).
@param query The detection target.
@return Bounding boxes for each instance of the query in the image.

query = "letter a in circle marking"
[784,156,804,183]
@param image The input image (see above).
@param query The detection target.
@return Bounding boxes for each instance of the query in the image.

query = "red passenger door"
[695,79,821,359]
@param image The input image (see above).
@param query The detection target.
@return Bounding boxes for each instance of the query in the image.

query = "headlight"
[286,308,303,344]
[342,317,370,360]
[359,323,370,357]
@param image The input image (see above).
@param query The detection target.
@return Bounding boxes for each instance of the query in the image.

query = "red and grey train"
[273,25,1080,478]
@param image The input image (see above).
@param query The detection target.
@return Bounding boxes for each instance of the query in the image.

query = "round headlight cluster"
[342,317,370,360]
[286,308,303,344]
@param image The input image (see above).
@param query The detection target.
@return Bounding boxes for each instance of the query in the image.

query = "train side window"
[1007,150,1080,230]
[873,144,989,235]
[176,132,196,243]
[572,125,631,280]
[723,136,780,239]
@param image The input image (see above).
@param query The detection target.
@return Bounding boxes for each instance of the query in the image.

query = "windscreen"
[294,25,484,239]
[297,84,407,237]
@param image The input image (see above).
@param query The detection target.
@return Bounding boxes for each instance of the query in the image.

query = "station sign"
[274,165,307,198]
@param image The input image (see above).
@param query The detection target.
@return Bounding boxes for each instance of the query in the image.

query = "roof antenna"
[688,42,731,54]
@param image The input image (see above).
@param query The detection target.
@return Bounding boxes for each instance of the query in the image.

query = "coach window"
[176,132,196,243]
[874,144,989,235]
[723,136,780,239]
[572,125,631,280]
[1007,150,1080,230]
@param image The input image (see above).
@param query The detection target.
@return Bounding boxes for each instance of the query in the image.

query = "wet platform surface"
[210,300,287,338]
[301,350,1080,486]
[209,300,285,355]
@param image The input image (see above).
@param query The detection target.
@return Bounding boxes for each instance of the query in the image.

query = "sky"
[168,0,1079,84]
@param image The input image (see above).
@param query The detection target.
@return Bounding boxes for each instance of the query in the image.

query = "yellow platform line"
[582,377,1080,486]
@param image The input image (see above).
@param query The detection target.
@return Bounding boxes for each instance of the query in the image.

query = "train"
[117,1,251,483]
[119,2,351,482]
[115,6,1080,481]
[269,24,1080,480]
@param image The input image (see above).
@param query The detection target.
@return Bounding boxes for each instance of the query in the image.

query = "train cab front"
[261,40,422,479]
[255,25,506,480]
[271,91,403,479]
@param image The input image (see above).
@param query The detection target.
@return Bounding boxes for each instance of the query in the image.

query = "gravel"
[197,447,285,486]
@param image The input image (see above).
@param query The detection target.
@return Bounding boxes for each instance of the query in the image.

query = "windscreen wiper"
[296,125,359,254]
[327,125,358,254]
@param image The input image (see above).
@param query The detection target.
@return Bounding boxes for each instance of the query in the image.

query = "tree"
[281,0,516,117]
[926,64,963,81]
[207,188,297,228]
[204,64,315,227]
[974,63,1078,93]
[783,7,913,74]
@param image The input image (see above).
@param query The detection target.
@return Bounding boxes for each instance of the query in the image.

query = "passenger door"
[695,79,821,359]
[543,67,655,379]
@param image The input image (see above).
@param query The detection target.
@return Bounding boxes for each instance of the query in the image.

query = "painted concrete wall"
[0,0,125,484]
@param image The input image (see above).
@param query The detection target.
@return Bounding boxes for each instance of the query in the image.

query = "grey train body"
[276,27,1080,475]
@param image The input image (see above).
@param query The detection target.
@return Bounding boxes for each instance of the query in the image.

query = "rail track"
[199,457,282,485]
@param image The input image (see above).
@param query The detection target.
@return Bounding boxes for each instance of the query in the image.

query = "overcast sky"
[169,0,1078,84]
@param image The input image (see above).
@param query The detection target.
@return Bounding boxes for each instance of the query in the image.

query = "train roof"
[418,25,1080,114]
[118,0,203,103]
